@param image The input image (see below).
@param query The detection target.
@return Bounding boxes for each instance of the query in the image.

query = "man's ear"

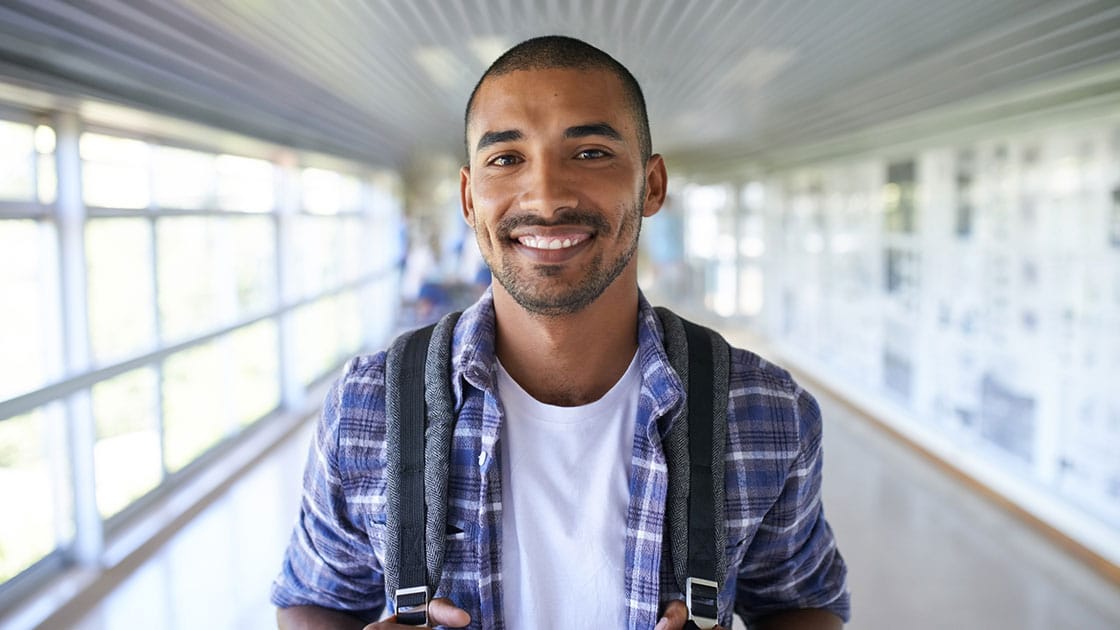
[460,165,475,227]
[642,154,668,218]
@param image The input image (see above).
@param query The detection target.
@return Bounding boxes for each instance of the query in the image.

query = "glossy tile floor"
[64,363,1120,630]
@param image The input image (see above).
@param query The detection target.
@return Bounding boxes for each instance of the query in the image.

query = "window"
[81,133,150,209]
[0,108,404,597]
[215,154,273,212]
[0,407,71,582]
[86,218,156,363]
[292,215,343,299]
[0,220,56,400]
[230,320,280,426]
[91,369,161,518]
[302,168,361,215]
[157,216,234,342]
[0,120,35,201]
[162,340,234,473]
[154,147,216,210]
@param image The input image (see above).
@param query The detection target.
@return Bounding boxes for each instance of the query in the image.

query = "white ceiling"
[0,0,1117,169]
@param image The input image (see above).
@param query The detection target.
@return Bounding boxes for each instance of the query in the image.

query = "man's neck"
[493,281,640,407]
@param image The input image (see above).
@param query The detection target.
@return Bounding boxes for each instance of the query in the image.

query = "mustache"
[495,209,611,238]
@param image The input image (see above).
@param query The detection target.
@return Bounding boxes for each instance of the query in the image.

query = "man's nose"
[518,158,579,218]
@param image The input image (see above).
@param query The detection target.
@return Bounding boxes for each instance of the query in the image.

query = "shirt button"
[478,451,488,466]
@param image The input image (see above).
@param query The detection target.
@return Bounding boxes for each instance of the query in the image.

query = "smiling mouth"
[515,233,591,250]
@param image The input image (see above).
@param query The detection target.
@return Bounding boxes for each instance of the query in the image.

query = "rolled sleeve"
[271,369,386,620]
[734,387,850,624]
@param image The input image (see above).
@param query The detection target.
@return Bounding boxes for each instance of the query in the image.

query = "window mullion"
[53,112,103,564]
[276,159,303,411]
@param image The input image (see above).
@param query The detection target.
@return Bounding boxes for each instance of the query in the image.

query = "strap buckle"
[686,577,719,630]
[395,585,429,626]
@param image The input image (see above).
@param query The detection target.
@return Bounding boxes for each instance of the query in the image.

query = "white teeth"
[518,235,583,250]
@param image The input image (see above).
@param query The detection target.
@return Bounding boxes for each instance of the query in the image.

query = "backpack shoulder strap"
[655,307,730,630]
[384,311,461,625]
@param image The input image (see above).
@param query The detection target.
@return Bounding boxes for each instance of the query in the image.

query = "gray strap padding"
[384,311,460,605]
[422,311,461,591]
[655,307,729,595]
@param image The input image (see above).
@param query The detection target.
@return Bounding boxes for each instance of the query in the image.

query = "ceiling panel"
[0,0,1116,169]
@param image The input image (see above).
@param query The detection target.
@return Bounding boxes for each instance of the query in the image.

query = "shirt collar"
[449,287,686,440]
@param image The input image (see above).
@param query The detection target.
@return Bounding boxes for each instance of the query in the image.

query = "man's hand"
[362,598,471,629]
[655,600,726,630]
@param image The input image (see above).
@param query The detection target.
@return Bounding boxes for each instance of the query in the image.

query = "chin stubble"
[481,202,643,317]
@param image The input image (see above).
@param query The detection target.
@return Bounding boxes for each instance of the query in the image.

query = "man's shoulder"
[723,344,820,442]
[336,351,389,401]
[725,344,798,397]
[326,351,390,453]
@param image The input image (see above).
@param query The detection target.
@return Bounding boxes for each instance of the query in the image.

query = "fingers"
[363,598,471,629]
[654,600,726,630]
[655,600,688,630]
[428,598,471,627]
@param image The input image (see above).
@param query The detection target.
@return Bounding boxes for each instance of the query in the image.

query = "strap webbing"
[657,307,728,627]
[397,323,434,620]
[683,319,718,583]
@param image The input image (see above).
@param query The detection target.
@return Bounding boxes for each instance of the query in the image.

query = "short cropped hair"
[464,35,652,163]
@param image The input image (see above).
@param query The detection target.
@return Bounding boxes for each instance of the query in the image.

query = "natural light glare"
[337,290,362,357]
[339,217,364,282]
[216,154,273,212]
[293,216,342,298]
[882,182,901,206]
[740,236,766,258]
[0,408,68,582]
[739,266,765,316]
[38,154,57,205]
[714,262,737,317]
[154,146,216,209]
[1050,157,1080,195]
[683,184,729,260]
[34,125,56,154]
[157,217,230,341]
[0,120,34,201]
[86,218,156,363]
[91,368,161,518]
[231,217,278,316]
[81,133,150,209]
[742,181,764,209]
[162,341,235,473]
[0,220,51,400]
[230,321,280,426]
[302,168,341,215]
[293,300,333,387]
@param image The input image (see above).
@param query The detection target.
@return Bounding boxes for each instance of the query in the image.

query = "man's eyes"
[485,148,611,166]
[487,154,522,167]
[575,148,610,160]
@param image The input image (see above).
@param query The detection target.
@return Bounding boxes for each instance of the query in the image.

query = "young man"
[273,36,849,630]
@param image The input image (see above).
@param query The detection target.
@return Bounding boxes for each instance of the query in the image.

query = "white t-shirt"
[496,352,641,629]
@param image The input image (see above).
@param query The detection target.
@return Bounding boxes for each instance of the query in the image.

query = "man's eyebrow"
[565,123,623,142]
[476,129,522,152]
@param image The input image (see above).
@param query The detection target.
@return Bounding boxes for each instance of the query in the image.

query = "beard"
[479,194,644,318]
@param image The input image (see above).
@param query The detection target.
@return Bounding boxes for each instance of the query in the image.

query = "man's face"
[460,67,665,317]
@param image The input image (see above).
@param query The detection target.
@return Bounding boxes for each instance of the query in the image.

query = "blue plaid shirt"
[272,290,849,628]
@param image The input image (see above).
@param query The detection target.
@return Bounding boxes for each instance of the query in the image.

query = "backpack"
[382,307,730,629]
